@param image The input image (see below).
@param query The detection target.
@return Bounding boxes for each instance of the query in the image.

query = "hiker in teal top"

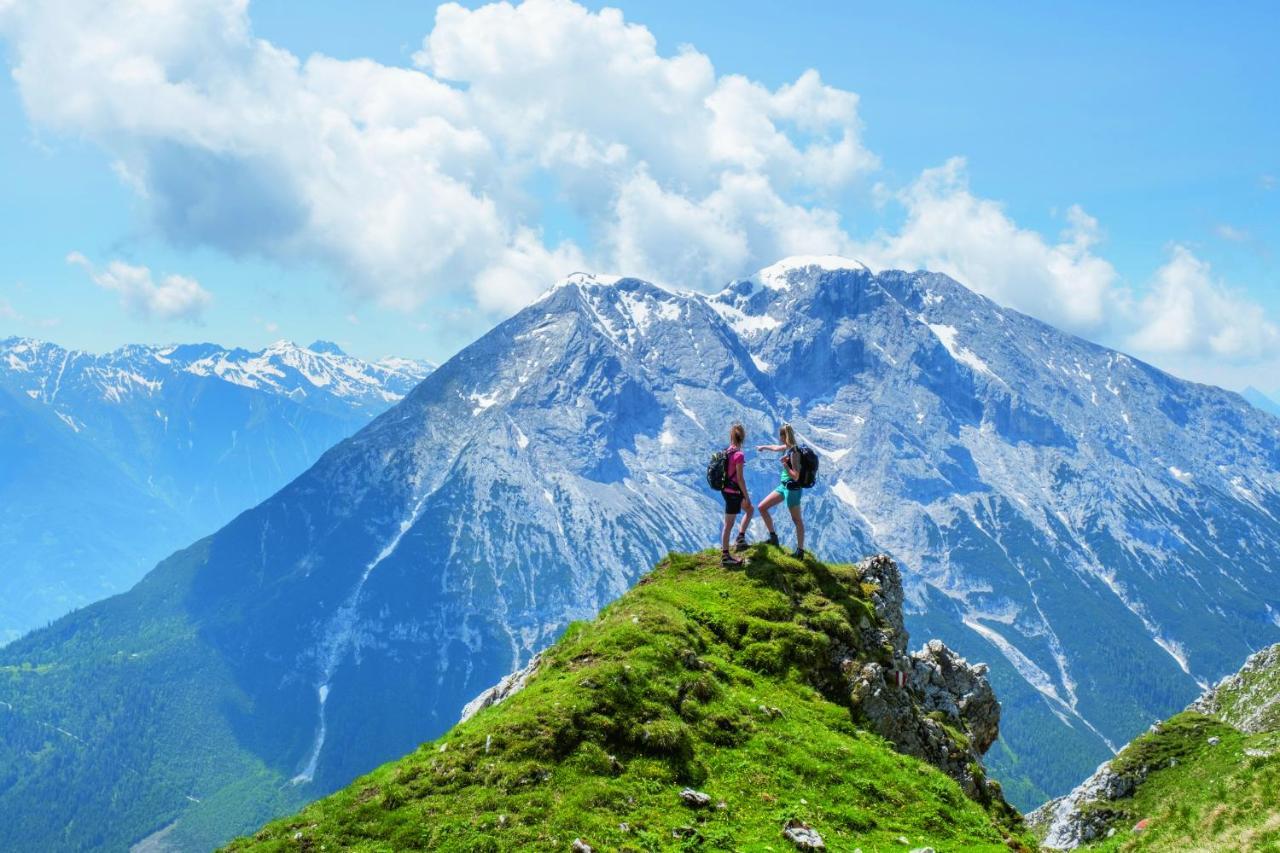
[756,423,805,559]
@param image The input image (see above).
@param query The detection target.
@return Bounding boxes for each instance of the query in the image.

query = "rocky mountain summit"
[226,548,1028,852]
[1030,642,1280,850]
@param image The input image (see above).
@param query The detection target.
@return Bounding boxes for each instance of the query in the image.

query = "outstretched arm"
[783,452,801,480]
[756,443,787,452]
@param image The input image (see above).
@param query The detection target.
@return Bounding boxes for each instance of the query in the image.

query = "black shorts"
[722,491,743,515]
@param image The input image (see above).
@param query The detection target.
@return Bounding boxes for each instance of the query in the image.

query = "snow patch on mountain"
[927,323,998,379]
[754,255,868,289]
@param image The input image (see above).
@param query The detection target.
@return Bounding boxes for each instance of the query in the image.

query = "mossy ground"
[225,547,1028,852]
[1075,711,1280,851]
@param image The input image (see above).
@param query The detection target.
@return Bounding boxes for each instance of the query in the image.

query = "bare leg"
[721,513,736,552]
[757,490,783,534]
[789,505,805,551]
[737,503,755,539]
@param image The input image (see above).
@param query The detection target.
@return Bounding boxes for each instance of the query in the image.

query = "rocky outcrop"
[1026,759,1133,849]
[839,556,1003,803]
[458,653,543,724]
[1189,643,1280,734]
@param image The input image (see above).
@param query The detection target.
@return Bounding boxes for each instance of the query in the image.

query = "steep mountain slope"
[1030,644,1280,850]
[226,549,1027,852]
[2,261,1278,850]
[0,384,187,632]
[0,337,432,642]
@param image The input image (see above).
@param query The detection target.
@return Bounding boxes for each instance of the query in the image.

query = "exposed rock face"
[1026,759,1134,849]
[840,556,1002,803]
[458,653,544,724]
[1189,643,1280,734]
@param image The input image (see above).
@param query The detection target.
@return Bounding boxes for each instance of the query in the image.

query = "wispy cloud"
[67,252,212,322]
[1215,224,1249,242]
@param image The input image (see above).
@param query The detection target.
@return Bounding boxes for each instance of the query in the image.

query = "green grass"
[226,548,1030,852]
[1076,712,1280,851]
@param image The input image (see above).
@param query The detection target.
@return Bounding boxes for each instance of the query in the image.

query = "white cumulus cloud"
[67,252,212,322]
[1,0,1277,384]
[1129,245,1279,362]
[855,158,1119,335]
[0,0,875,312]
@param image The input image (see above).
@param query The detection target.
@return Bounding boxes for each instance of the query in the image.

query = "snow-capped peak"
[753,255,870,290]
[1,337,434,412]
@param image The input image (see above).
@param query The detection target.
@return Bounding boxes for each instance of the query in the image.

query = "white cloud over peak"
[0,0,874,313]
[1,0,1277,383]
[67,252,212,322]
[855,158,1119,335]
[1129,246,1279,362]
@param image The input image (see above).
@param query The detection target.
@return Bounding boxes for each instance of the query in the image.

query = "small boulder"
[1208,736,1221,746]
[680,788,712,808]
[571,839,593,853]
[782,819,825,851]
[909,848,936,853]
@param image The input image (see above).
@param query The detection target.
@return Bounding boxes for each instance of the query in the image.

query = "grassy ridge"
[1071,711,1280,851]
[227,548,1028,851]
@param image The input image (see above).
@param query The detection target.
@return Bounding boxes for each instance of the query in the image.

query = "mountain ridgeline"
[226,550,1029,852]
[0,338,432,643]
[1,260,1278,850]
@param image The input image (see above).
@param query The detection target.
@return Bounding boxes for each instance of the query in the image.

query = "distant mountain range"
[1243,386,1280,419]
[0,337,433,643]
[2,260,1278,850]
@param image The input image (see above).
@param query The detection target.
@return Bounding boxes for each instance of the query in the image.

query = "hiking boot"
[765,532,780,547]
[791,547,804,560]
[721,550,744,567]
[733,535,749,552]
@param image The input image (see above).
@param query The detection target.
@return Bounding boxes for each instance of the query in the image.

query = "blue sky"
[0,1,1276,389]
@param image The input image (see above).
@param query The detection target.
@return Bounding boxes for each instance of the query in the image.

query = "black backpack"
[793,445,819,488]
[706,448,729,491]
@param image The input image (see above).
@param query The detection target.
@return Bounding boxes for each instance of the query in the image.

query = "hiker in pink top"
[720,423,754,566]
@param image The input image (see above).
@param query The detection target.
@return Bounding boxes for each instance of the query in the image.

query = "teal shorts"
[774,485,802,509]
